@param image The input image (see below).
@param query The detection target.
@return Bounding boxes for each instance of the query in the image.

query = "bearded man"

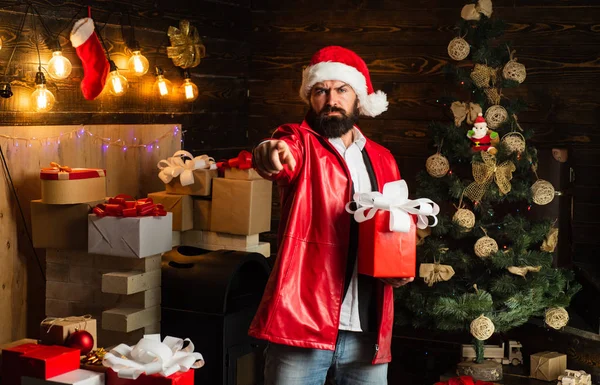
[249,46,413,385]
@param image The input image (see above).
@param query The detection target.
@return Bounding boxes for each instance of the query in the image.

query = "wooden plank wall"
[249,0,600,273]
[0,0,250,339]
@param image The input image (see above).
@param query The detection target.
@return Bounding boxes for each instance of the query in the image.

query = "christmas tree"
[394,0,581,367]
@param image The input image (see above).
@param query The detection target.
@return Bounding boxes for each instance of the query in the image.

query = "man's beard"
[306,100,359,138]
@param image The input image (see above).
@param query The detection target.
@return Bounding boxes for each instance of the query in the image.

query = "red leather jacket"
[248,121,401,364]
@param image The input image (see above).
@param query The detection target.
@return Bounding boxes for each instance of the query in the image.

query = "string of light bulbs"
[0,125,184,151]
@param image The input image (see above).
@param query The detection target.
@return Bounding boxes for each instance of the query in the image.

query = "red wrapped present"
[106,369,193,385]
[347,180,439,278]
[434,375,495,385]
[40,162,106,204]
[19,345,80,380]
[2,343,44,385]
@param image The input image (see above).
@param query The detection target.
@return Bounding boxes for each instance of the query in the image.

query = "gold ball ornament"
[531,179,555,205]
[448,38,470,61]
[474,236,499,258]
[484,105,508,129]
[453,209,476,231]
[545,307,569,330]
[426,154,450,178]
[503,59,527,84]
[470,315,495,340]
[502,132,526,154]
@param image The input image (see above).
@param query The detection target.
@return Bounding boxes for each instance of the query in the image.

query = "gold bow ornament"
[451,102,483,127]
[167,20,206,69]
[541,227,559,253]
[461,0,493,21]
[508,265,541,277]
[42,162,72,173]
[419,263,455,287]
[464,151,516,202]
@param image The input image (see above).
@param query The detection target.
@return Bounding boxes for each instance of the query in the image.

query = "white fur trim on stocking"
[70,18,95,48]
[299,61,388,117]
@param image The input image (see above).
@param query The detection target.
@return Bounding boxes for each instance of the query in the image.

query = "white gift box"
[88,213,173,258]
[22,369,104,385]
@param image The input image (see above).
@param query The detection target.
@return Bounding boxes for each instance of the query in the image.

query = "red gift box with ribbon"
[18,345,80,380]
[88,195,173,258]
[40,162,106,204]
[434,376,495,385]
[106,369,193,385]
[346,180,439,278]
[2,343,44,385]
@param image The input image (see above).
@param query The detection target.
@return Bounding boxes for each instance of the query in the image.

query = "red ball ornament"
[65,329,94,355]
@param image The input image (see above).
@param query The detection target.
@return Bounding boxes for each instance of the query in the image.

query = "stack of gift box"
[152,150,272,258]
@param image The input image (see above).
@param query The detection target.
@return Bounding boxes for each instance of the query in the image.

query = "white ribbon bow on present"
[102,334,204,379]
[345,180,440,232]
[157,150,216,186]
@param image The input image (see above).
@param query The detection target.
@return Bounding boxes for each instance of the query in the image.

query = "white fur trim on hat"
[70,18,95,48]
[299,61,388,117]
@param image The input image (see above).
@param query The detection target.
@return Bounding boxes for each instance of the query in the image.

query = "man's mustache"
[319,106,347,117]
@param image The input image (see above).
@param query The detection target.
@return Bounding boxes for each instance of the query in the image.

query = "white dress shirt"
[328,127,370,332]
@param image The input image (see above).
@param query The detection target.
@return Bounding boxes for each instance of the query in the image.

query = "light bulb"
[127,50,149,76]
[180,78,198,102]
[155,75,172,97]
[30,72,55,112]
[0,36,2,50]
[107,61,128,96]
[47,50,72,80]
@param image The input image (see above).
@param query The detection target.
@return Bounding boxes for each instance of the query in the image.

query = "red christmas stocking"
[70,18,109,100]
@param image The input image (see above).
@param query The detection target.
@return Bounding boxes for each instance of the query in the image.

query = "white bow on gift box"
[345,180,440,232]
[102,334,204,379]
[157,150,216,187]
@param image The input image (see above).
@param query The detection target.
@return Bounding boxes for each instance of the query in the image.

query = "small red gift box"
[19,345,80,380]
[2,343,44,385]
[357,210,416,278]
[106,369,194,385]
[40,163,106,204]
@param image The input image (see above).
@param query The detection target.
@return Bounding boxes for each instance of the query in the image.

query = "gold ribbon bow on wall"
[167,20,206,69]
[419,263,455,287]
[461,0,493,21]
[464,151,516,202]
[450,102,482,127]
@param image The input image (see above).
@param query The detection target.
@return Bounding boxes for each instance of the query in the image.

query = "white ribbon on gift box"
[102,334,205,379]
[157,150,216,186]
[345,180,440,232]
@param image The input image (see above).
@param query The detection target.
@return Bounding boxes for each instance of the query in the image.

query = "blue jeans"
[264,331,388,385]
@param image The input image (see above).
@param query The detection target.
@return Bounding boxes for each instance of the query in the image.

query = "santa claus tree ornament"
[484,105,508,129]
[453,208,476,231]
[470,314,495,340]
[503,50,527,84]
[474,229,498,258]
[467,113,499,154]
[545,307,569,330]
[70,18,109,101]
[65,329,94,354]
[531,179,555,205]
[426,153,450,178]
[448,37,470,61]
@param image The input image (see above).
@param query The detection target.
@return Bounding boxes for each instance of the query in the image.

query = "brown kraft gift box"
[31,199,104,249]
[40,317,97,350]
[210,178,272,235]
[193,198,212,231]
[530,351,567,381]
[166,169,217,196]
[147,191,193,231]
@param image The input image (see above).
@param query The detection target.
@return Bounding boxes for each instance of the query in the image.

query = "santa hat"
[299,46,388,117]
[474,113,487,128]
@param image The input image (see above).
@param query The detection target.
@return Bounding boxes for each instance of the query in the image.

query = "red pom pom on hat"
[299,46,388,117]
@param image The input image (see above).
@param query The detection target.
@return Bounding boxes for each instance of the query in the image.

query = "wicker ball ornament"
[448,38,470,61]
[484,105,508,129]
[503,59,527,84]
[470,315,495,340]
[545,307,569,330]
[453,208,476,231]
[426,153,450,178]
[532,179,555,205]
[474,236,499,258]
[502,132,526,154]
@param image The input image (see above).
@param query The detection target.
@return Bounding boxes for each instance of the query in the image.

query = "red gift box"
[19,345,80,380]
[357,210,416,278]
[2,343,44,385]
[106,369,194,385]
